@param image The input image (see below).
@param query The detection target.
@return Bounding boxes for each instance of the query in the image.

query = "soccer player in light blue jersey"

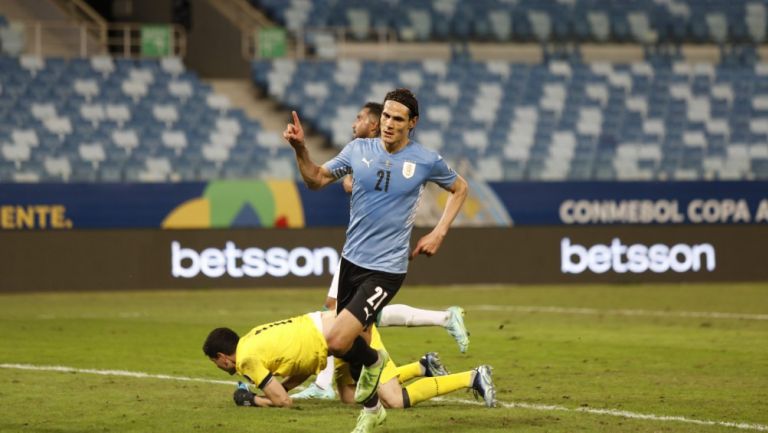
[283,88,468,433]
[295,102,470,403]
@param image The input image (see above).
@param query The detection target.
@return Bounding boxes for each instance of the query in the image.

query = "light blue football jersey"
[324,138,457,274]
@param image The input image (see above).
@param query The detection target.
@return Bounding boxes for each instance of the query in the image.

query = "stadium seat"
[74,79,100,101]
[79,142,106,168]
[122,80,148,102]
[168,80,193,101]
[160,57,185,77]
[488,9,513,42]
[9,128,36,145]
[80,104,106,127]
[529,11,552,42]
[0,53,270,183]
[250,0,766,45]
[202,144,229,167]
[706,13,728,44]
[216,117,242,137]
[746,2,767,43]
[347,9,371,40]
[161,130,188,156]
[44,117,72,140]
[112,129,139,155]
[43,156,72,181]
[250,56,768,181]
[587,11,610,42]
[2,142,31,168]
[90,56,115,77]
[144,156,173,179]
[153,104,179,128]
[206,94,231,114]
[105,104,131,127]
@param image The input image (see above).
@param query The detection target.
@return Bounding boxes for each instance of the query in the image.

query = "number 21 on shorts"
[367,286,388,311]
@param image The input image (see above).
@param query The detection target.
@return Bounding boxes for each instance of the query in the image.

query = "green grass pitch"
[0,283,766,433]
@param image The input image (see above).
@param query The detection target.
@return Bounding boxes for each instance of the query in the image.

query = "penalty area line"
[1,363,766,432]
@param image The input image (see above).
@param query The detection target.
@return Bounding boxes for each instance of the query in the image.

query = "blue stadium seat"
[250,0,768,44]
[253,55,768,180]
[0,55,266,183]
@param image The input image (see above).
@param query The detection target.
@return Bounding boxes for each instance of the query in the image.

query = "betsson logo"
[561,238,716,274]
[171,241,339,278]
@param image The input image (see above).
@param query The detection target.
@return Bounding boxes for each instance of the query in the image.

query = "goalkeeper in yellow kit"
[203,310,496,424]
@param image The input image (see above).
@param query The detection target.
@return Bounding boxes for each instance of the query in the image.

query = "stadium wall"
[1,225,766,292]
[106,0,175,22]
[184,0,249,78]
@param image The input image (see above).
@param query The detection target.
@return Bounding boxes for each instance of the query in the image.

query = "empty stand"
[0,54,280,183]
[252,0,768,44]
[252,57,768,181]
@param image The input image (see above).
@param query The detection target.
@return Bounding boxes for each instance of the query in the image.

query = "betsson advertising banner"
[1,181,765,230]
[1,226,766,292]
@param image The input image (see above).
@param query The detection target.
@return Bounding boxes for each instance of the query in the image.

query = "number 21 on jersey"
[375,170,391,192]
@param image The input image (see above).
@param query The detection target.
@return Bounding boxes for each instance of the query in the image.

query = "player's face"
[380,100,416,148]
[211,354,237,375]
[352,108,377,139]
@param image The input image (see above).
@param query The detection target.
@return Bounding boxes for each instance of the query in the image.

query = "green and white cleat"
[354,349,389,403]
[445,306,470,353]
[292,382,336,400]
[472,364,497,408]
[350,406,386,433]
[420,352,449,377]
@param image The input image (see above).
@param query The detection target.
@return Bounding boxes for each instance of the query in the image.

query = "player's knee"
[325,334,350,356]
[377,381,404,408]
[379,394,404,409]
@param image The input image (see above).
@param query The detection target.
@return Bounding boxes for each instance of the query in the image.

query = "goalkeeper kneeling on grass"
[203,311,496,432]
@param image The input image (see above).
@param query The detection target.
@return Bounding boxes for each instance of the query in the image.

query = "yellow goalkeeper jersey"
[235,312,328,389]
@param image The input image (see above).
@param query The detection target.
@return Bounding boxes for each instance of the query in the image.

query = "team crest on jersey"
[402,161,416,179]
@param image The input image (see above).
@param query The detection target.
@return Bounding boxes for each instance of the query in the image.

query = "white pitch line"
[0,363,235,386]
[1,363,766,432]
[470,305,768,321]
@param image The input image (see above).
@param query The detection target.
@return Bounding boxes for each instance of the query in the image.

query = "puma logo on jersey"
[362,157,372,168]
[363,307,372,322]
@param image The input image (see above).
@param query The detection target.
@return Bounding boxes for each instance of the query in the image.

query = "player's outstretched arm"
[282,111,336,190]
[411,174,469,259]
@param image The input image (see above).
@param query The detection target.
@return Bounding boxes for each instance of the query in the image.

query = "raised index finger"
[292,111,302,129]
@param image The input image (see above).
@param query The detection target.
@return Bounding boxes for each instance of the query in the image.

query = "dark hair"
[363,102,383,119]
[203,327,239,358]
[383,88,419,119]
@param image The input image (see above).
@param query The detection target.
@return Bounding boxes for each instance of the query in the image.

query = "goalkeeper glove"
[233,382,257,407]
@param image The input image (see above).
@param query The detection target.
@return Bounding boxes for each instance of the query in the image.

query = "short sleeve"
[428,154,457,189]
[239,359,272,389]
[323,140,356,180]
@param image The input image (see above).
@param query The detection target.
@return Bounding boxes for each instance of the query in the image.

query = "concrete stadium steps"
[208,78,335,161]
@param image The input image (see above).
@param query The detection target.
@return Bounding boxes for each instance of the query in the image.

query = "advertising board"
[1,226,765,292]
[2,181,764,230]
